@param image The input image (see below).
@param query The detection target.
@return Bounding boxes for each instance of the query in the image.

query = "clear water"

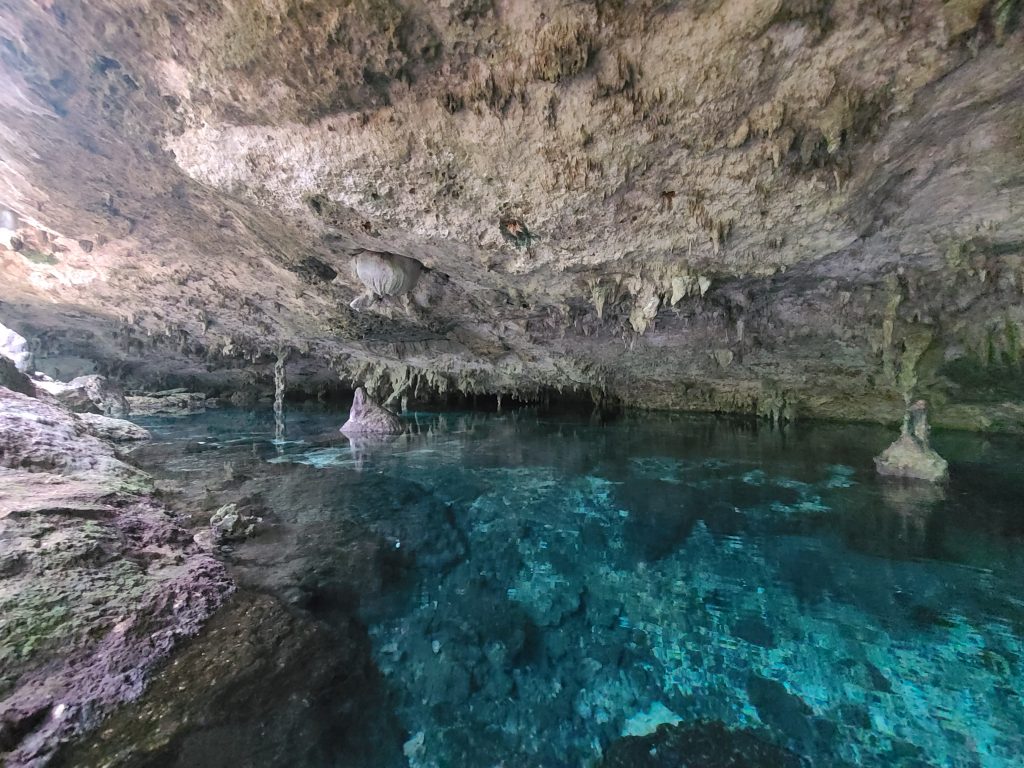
[138,406,1024,768]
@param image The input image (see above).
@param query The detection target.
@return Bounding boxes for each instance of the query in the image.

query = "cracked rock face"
[0,1,1023,428]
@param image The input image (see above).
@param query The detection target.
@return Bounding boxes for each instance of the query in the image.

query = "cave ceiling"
[1,0,1023,428]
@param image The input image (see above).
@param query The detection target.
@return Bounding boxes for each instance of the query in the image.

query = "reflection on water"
[139,406,1024,768]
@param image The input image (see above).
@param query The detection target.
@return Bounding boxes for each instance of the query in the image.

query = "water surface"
[139,406,1024,768]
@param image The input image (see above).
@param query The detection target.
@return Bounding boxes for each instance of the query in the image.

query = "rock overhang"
[0,1,1021,428]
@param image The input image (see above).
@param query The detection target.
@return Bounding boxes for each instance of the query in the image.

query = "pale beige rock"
[875,400,949,483]
[0,320,32,373]
[340,387,403,436]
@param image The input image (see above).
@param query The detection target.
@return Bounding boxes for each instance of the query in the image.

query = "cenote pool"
[133,406,1024,768]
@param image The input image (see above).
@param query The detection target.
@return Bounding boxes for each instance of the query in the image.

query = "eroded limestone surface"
[0,2,1021,428]
[0,387,231,767]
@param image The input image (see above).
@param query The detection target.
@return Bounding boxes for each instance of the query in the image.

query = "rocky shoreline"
[1,376,412,767]
[0,384,232,766]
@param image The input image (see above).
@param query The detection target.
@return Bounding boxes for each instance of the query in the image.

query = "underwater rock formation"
[340,387,403,436]
[599,720,805,768]
[874,400,949,482]
[0,385,231,766]
[53,592,401,768]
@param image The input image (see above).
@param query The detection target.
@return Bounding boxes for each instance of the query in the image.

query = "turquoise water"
[140,407,1024,767]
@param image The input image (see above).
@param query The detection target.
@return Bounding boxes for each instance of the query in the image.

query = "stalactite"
[273,348,288,449]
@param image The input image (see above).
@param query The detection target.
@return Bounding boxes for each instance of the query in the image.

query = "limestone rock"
[0,387,231,765]
[209,502,259,543]
[76,412,151,443]
[351,250,424,310]
[41,375,130,417]
[0,357,34,397]
[127,390,207,416]
[340,387,402,436]
[54,593,389,768]
[0,3,1022,430]
[0,321,32,373]
[875,400,949,483]
[0,387,130,476]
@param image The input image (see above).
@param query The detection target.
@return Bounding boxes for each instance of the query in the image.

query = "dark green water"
[139,406,1024,768]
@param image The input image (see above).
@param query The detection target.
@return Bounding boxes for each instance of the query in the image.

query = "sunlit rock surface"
[0,2,1021,428]
[0,321,33,373]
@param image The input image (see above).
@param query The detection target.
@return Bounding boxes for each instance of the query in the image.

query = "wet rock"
[127,390,207,416]
[616,479,699,562]
[875,400,949,483]
[209,502,259,543]
[0,388,231,766]
[340,387,402,436]
[41,375,130,417]
[746,673,817,751]
[51,592,403,768]
[0,321,33,373]
[599,720,805,768]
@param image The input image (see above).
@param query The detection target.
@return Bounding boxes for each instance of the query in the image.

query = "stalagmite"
[875,400,949,482]
[340,386,402,435]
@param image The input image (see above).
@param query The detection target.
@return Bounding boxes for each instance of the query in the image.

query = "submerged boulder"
[599,720,804,768]
[340,387,402,436]
[875,400,949,483]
